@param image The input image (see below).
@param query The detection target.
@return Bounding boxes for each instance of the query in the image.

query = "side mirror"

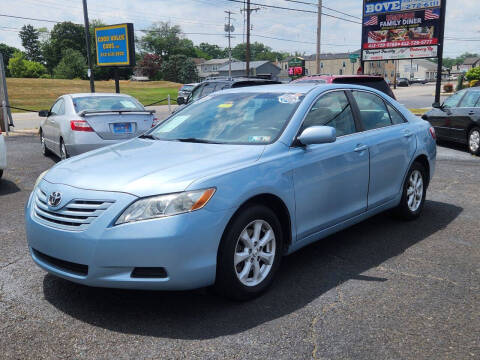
[38,110,49,117]
[432,102,443,110]
[176,97,185,105]
[297,126,336,146]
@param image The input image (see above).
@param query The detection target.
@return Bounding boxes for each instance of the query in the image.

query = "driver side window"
[302,91,356,137]
[443,90,466,108]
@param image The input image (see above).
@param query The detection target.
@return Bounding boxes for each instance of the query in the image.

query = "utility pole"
[243,1,260,78]
[225,11,235,78]
[316,0,322,74]
[246,0,251,77]
[82,0,95,93]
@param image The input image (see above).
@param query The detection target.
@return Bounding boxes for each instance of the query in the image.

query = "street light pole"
[82,0,95,93]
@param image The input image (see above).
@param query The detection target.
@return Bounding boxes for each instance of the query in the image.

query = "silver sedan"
[39,93,156,160]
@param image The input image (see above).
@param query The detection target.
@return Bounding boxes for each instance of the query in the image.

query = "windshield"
[73,96,144,113]
[150,92,304,144]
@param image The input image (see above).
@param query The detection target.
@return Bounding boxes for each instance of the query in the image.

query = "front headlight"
[115,188,216,225]
[34,170,48,189]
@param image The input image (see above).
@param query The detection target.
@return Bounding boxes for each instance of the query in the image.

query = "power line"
[281,0,361,20]
[222,0,361,24]
[0,13,63,24]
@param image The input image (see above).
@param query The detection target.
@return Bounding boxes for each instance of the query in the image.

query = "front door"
[292,90,369,241]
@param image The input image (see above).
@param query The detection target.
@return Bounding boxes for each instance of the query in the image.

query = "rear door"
[351,90,416,209]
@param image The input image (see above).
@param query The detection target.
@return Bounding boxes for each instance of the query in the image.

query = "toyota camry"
[26,84,436,300]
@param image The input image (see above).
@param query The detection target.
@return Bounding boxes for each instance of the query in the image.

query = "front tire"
[215,204,283,301]
[468,127,480,156]
[394,162,427,221]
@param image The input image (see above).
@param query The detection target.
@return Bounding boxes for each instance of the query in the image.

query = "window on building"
[339,69,343,75]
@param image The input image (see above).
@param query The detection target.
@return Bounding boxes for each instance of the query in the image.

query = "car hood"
[44,139,265,197]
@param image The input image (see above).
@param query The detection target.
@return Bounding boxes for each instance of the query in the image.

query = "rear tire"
[468,127,480,156]
[394,162,427,221]
[40,130,51,156]
[215,204,283,301]
[0,169,3,179]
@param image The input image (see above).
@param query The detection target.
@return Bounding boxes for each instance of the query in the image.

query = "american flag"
[364,16,378,26]
[425,8,440,20]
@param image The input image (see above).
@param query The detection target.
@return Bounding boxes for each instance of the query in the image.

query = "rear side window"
[302,91,356,137]
[458,91,480,108]
[50,98,64,115]
[386,103,406,125]
[352,91,392,131]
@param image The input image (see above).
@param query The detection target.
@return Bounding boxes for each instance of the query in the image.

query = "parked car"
[396,78,410,87]
[26,84,436,300]
[38,93,156,160]
[422,88,480,155]
[176,83,198,103]
[410,78,428,84]
[291,75,396,99]
[0,131,6,179]
[177,77,281,106]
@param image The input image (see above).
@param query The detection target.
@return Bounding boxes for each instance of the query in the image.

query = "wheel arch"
[413,154,430,187]
[220,193,293,256]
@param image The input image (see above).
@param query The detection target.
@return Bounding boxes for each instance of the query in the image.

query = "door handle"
[403,131,413,138]
[354,144,368,152]
[468,111,475,115]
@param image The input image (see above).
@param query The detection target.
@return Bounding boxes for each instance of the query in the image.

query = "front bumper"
[25,182,229,290]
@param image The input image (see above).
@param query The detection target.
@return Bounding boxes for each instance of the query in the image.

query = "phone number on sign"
[364,38,438,49]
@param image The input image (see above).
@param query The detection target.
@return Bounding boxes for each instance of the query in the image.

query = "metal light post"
[82,0,95,92]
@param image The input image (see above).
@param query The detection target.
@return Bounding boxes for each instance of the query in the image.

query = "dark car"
[291,75,396,99]
[177,77,281,106]
[422,88,480,155]
[396,78,410,87]
[410,77,428,85]
[177,83,198,103]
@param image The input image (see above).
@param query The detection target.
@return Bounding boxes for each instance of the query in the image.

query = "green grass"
[6,78,182,112]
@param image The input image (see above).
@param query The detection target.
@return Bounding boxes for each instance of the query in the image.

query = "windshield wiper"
[175,137,221,144]
[138,134,158,140]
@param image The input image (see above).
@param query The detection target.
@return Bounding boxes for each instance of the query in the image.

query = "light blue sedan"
[25,84,437,300]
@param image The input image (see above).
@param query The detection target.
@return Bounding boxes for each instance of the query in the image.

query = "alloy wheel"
[407,169,423,212]
[234,219,276,287]
[469,130,480,153]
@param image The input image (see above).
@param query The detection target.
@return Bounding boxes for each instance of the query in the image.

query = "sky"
[0,0,479,58]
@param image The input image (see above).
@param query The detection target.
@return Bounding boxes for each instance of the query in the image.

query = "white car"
[0,132,6,179]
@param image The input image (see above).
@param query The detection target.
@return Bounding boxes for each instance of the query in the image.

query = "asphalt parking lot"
[0,134,479,360]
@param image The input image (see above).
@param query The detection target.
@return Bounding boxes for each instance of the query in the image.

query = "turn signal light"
[70,120,94,132]
[429,127,436,140]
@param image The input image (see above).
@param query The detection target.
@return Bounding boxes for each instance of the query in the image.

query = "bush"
[465,67,480,82]
[54,49,87,79]
[7,51,46,78]
[23,60,47,78]
[443,83,454,93]
[39,74,51,79]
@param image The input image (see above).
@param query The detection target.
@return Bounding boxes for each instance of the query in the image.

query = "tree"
[54,49,87,79]
[231,42,287,62]
[161,55,198,83]
[139,22,196,60]
[0,43,21,76]
[136,53,162,79]
[465,67,480,82]
[42,22,86,73]
[19,25,42,62]
[195,43,226,59]
[7,51,46,78]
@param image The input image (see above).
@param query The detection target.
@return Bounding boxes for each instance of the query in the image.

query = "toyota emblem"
[48,192,62,207]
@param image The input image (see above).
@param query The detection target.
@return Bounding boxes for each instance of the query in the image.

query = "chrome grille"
[33,188,114,230]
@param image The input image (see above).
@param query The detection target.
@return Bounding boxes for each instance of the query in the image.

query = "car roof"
[203,77,279,84]
[68,93,134,98]
[218,83,320,94]
[294,75,385,81]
